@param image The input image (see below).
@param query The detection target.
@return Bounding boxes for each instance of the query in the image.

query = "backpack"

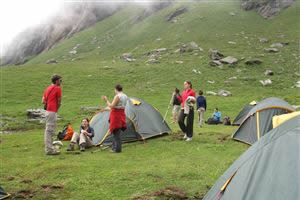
[223,116,231,126]
[173,94,181,105]
[57,124,74,141]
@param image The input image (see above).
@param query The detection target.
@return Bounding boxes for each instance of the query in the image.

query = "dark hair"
[185,80,192,89]
[175,88,180,94]
[215,108,218,111]
[115,84,123,92]
[82,118,89,123]
[51,74,62,84]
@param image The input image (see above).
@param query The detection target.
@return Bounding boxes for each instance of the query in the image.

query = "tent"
[203,115,300,200]
[90,97,171,145]
[272,111,300,128]
[0,186,10,199]
[232,101,257,126]
[232,97,295,145]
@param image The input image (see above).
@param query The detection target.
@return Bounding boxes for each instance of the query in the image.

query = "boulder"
[259,38,269,43]
[209,49,224,60]
[27,109,61,123]
[69,50,77,55]
[210,60,223,66]
[46,59,58,64]
[264,48,279,53]
[220,56,238,64]
[206,91,217,96]
[296,81,300,88]
[229,76,237,80]
[166,7,188,22]
[228,41,236,45]
[270,43,284,48]
[264,69,274,76]
[147,58,160,64]
[218,90,232,97]
[245,58,263,65]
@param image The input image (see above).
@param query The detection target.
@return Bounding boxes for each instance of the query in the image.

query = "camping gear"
[232,101,257,126]
[90,97,171,146]
[203,115,300,200]
[0,186,10,199]
[232,97,295,145]
[57,124,74,141]
[272,111,300,128]
[223,116,231,126]
[163,94,174,122]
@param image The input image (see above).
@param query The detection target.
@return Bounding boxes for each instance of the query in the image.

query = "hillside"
[1,0,300,199]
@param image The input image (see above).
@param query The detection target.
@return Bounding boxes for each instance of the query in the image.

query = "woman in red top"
[176,81,196,141]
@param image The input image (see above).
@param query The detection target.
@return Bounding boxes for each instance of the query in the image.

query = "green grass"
[1,0,300,199]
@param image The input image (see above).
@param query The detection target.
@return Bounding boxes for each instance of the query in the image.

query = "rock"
[245,58,263,65]
[228,41,236,45]
[264,69,274,76]
[260,79,272,86]
[207,80,215,84]
[69,50,77,55]
[220,56,238,64]
[174,49,180,53]
[46,59,58,64]
[229,12,236,16]
[295,72,300,76]
[259,38,269,43]
[218,90,232,97]
[121,53,133,59]
[154,48,167,53]
[236,69,242,73]
[156,38,162,41]
[180,42,203,53]
[229,76,237,80]
[192,69,201,74]
[166,7,188,22]
[270,43,284,48]
[296,81,300,88]
[264,48,279,53]
[175,61,184,64]
[125,58,136,62]
[206,91,217,96]
[209,49,224,60]
[80,107,100,112]
[210,60,223,66]
[147,58,159,64]
[103,66,112,70]
[27,109,61,123]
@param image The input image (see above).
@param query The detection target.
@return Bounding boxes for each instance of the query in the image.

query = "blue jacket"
[196,96,207,110]
[213,111,221,122]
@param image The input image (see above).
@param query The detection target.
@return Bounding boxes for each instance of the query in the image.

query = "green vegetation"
[1,0,299,199]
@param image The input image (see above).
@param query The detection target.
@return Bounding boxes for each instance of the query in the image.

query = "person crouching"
[102,84,128,153]
[67,118,94,152]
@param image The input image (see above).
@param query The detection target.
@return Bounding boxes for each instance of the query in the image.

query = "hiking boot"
[80,144,86,152]
[185,137,192,142]
[67,143,75,151]
[183,134,187,139]
[46,151,60,155]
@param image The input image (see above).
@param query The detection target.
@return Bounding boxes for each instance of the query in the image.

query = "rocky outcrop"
[241,0,295,18]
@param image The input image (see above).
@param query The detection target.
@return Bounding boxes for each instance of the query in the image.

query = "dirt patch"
[132,187,189,200]
[20,179,33,184]
[218,134,231,143]
[12,189,35,199]
[41,184,64,193]
[169,131,185,141]
[7,176,16,181]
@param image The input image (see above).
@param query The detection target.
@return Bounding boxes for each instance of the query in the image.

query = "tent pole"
[163,94,174,123]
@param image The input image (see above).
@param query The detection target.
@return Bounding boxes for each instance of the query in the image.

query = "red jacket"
[178,89,196,108]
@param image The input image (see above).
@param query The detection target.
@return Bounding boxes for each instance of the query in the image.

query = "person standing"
[42,75,62,155]
[102,84,128,153]
[67,118,94,152]
[177,81,196,141]
[196,90,207,128]
[172,88,181,123]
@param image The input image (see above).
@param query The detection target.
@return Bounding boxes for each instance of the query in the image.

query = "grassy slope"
[1,0,299,199]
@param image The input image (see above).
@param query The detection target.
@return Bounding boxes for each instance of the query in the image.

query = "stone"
[155,48,167,53]
[209,49,224,60]
[27,109,61,123]
[228,41,236,45]
[147,58,159,64]
[210,60,223,66]
[175,61,184,64]
[245,58,263,65]
[46,59,58,64]
[120,53,133,60]
[270,43,284,48]
[206,91,217,96]
[264,48,279,53]
[259,38,269,43]
[207,80,215,84]
[264,69,274,76]
[296,81,300,88]
[229,76,237,80]
[220,56,238,64]
[229,12,236,16]
[260,79,272,86]
[192,69,201,74]
[69,50,77,55]
[218,90,232,97]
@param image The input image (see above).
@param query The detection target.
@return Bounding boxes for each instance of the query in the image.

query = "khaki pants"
[71,132,93,148]
[44,111,57,153]
[198,107,206,126]
[172,105,181,122]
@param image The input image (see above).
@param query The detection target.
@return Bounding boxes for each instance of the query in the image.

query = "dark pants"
[112,129,122,153]
[178,108,194,138]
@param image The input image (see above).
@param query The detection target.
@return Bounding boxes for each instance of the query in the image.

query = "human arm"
[102,95,120,109]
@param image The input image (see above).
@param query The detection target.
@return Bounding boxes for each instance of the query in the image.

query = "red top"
[178,89,196,108]
[43,85,62,112]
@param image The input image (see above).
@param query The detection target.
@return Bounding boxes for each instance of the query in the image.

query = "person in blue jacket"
[196,90,207,127]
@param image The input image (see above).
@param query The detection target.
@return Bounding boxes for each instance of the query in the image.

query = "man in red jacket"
[42,75,62,155]
[176,81,196,141]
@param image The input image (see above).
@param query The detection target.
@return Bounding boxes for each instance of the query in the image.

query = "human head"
[114,84,123,94]
[51,74,62,86]
[175,88,180,94]
[215,107,218,112]
[81,118,89,127]
[199,90,203,95]
[183,81,192,90]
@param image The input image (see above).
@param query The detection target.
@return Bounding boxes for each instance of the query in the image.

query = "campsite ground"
[1,0,299,199]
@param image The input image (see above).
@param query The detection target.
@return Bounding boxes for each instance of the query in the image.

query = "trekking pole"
[162,94,174,123]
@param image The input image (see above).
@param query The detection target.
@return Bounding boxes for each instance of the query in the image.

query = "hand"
[101,96,108,101]
[172,92,176,95]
